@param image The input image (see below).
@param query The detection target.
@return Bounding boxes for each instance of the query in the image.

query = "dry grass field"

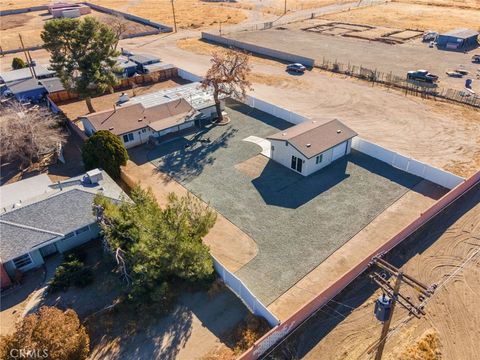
[0,10,153,50]
[392,0,480,10]
[321,2,480,32]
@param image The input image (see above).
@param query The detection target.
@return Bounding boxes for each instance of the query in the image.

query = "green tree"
[41,17,119,113]
[0,306,89,360]
[82,130,128,179]
[11,57,26,70]
[94,187,216,303]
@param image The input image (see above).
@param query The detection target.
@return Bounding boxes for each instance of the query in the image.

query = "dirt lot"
[0,9,155,51]
[393,0,480,10]
[57,78,188,120]
[227,26,480,92]
[321,2,480,32]
[270,182,480,360]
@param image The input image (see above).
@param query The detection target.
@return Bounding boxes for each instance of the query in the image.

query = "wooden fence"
[316,58,480,108]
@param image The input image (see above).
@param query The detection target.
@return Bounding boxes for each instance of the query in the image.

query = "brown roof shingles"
[81,98,196,136]
[267,119,357,158]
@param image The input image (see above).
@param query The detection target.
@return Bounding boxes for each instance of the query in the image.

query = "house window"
[142,128,147,133]
[75,225,90,235]
[122,133,134,143]
[13,254,33,268]
[64,232,75,239]
[285,142,289,146]
[316,154,323,164]
[271,145,275,151]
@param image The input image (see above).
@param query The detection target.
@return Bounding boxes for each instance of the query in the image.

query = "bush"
[49,258,94,293]
[232,314,271,354]
[11,57,26,70]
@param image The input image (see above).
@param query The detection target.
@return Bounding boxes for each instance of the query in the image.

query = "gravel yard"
[148,101,422,304]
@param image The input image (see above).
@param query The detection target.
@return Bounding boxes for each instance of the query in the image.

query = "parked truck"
[407,69,439,83]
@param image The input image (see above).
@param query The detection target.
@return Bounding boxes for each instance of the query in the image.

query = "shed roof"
[82,98,196,135]
[115,57,138,70]
[39,77,65,93]
[6,78,45,95]
[267,119,357,158]
[0,65,55,83]
[129,54,160,65]
[439,28,479,39]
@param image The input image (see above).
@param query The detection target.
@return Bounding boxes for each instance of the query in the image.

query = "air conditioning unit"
[86,169,103,184]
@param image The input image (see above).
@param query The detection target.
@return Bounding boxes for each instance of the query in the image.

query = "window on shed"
[75,225,90,235]
[316,154,323,164]
[13,254,33,268]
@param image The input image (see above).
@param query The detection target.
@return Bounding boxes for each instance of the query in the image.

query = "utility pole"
[367,256,436,360]
[284,0,287,14]
[19,34,35,78]
[171,0,177,33]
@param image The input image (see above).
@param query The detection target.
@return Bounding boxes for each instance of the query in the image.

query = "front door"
[291,156,303,173]
[296,158,302,172]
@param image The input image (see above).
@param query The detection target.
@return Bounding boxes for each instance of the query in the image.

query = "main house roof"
[267,119,358,159]
[81,98,196,136]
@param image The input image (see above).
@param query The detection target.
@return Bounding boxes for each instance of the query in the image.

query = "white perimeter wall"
[352,138,464,189]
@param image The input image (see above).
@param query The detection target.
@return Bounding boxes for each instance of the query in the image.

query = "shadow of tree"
[148,125,238,183]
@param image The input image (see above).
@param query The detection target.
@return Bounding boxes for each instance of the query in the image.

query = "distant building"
[115,57,138,78]
[436,29,479,51]
[48,2,91,18]
[0,170,126,280]
[129,54,161,73]
[267,119,358,176]
[3,78,47,102]
[0,65,55,84]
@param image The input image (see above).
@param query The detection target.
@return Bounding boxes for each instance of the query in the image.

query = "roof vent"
[138,118,143,122]
[282,132,286,136]
[306,143,311,147]
[337,129,342,134]
[86,169,103,184]
[118,92,129,103]
[109,127,114,131]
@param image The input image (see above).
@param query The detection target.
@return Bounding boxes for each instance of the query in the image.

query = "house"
[80,98,199,149]
[3,78,47,102]
[129,54,161,73]
[437,29,479,50]
[131,82,225,120]
[0,65,55,84]
[267,119,358,176]
[48,2,91,18]
[115,57,138,78]
[0,169,126,281]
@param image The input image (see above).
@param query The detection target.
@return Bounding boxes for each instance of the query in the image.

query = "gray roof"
[143,63,175,73]
[0,174,52,208]
[440,28,479,39]
[6,78,45,95]
[0,65,55,83]
[39,77,65,93]
[129,54,160,65]
[0,170,127,262]
[115,57,137,70]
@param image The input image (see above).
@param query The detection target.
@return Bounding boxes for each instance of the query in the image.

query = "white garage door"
[332,141,347,161]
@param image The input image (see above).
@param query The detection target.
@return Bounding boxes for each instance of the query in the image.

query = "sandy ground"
[320,2,480,32]
[274,183,480,360]
[393,0,480,10]
[121,149,258,272]
[0,9,154,51]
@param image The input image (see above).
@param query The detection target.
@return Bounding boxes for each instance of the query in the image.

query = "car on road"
[472,55,480,63]
[286,63,306,73]
[446,71,463,78]
[407,69,439,83]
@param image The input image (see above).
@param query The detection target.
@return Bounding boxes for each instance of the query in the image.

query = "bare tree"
[0,102,66,168]
[203,48,252,123]
[104,15,131,49]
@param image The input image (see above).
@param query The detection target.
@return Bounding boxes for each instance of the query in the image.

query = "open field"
[320,2,480,32]
[392,0,480,10]
[145,100,444,306]
[0,9,154,51]
[270,182,480,360]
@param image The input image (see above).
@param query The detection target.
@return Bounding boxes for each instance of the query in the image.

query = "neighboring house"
[80,98,199,149]
[129,54,161,73]
[0,65,55,84]
[437,29,479,50]
[0,169,126,281]
[115,57,138,78]
[3,78,47,102]
[267,119,358,176]
[39,77,65,94]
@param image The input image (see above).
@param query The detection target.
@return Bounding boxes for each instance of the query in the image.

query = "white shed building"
[267,119,357,176]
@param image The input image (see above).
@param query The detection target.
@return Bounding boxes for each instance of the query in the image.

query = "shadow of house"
[268,183,480,359]
[148,125,238,183]
[252,150,421,209]
[226,99,292,131]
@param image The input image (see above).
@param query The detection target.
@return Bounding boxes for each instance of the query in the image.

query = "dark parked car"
[407,69,439,83]
[472,55,480,63]
[286,63,306,73]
